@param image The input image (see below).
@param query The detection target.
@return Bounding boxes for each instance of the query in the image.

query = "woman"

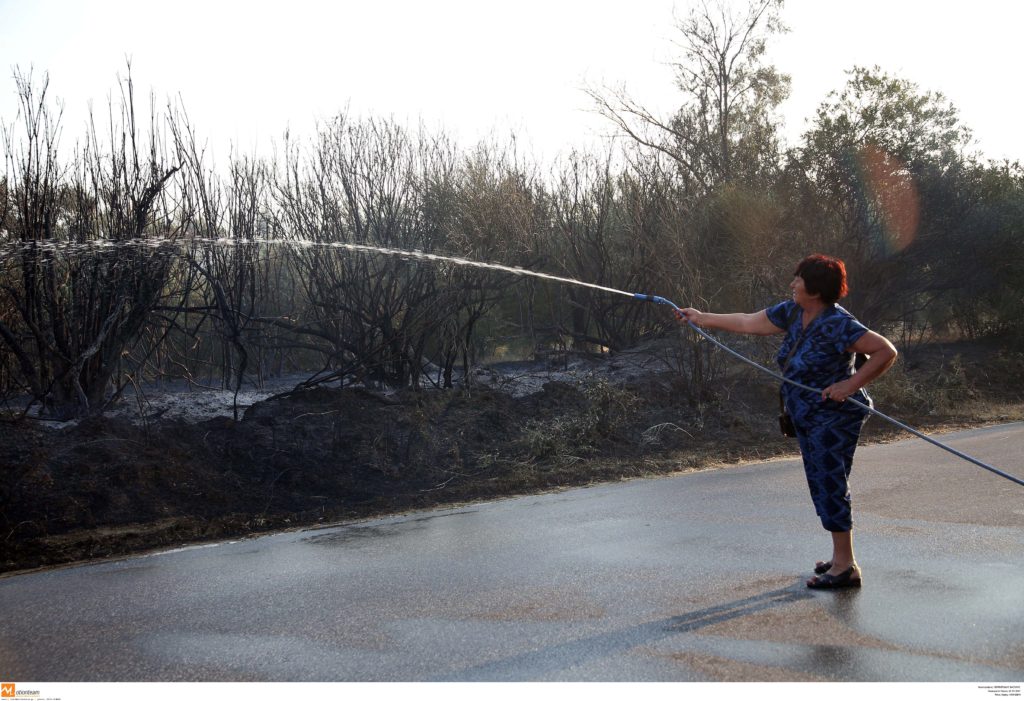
[677,254,897,589]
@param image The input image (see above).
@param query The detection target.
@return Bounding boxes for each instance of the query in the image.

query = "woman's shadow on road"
[437,581,833,681]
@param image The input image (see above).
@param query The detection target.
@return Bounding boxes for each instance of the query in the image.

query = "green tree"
[940,161,1024,343]
[791,66,975,333]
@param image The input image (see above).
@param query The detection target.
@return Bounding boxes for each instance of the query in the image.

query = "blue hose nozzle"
[633,293,678,309]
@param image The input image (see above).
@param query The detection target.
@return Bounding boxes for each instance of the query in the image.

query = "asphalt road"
[2,423,1022,682]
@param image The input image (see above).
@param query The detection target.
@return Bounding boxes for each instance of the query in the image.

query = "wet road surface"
[1,423,1022,681]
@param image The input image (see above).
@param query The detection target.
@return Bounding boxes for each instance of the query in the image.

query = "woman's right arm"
[676,308,783,336]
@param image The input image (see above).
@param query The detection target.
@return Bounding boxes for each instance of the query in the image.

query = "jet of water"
[0,235,638,299]
[312,240,637,299]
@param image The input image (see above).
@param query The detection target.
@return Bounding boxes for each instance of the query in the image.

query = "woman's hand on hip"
[822,379,857,403]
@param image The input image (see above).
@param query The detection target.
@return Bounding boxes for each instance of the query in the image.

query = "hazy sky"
[1,0,1021,166]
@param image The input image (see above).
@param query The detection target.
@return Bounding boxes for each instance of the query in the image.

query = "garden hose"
[633,293,1024,488]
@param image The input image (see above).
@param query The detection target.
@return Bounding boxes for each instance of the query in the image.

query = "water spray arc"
[633,293,1024,488]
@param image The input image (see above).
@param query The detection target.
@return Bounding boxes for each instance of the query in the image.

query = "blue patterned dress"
[766,300,872,532]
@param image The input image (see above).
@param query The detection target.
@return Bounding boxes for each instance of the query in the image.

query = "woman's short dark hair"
[794,254,848,305]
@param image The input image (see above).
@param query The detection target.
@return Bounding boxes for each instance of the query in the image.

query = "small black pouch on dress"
[778,403,797,438]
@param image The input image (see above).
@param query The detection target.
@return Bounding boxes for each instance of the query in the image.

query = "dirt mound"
[0,377,726,573]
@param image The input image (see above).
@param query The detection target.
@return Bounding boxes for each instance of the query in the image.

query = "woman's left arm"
[821,331,898,402]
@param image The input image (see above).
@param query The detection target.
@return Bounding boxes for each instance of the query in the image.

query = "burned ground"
[2,339,1021,574]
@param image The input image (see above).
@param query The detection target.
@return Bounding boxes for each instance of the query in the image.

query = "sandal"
[807,565,862,589]
[814,560,832,575]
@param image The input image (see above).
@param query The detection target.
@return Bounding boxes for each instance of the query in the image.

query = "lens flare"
[854,144,920,255]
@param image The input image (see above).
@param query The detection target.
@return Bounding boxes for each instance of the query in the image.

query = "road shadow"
[438,582,814,681]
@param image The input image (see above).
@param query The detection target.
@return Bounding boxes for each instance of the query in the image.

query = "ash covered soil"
[2,339,1021,574]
